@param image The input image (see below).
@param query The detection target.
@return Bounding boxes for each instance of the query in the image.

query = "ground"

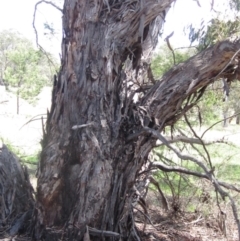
[139,191,240,241]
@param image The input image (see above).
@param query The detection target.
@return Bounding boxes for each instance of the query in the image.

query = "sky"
[0,0,62,57]
[0,0,233,57]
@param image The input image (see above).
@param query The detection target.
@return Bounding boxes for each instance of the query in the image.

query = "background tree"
[151,44,196,78]
[0,30,58,114]
[0,30,22,82]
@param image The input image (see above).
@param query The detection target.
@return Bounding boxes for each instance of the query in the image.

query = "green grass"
[1,137,39,165]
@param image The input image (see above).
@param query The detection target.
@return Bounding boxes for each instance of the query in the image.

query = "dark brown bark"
[0,144,34,238]
[32,0,240,240]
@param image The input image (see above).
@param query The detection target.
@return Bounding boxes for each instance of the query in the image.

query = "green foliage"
[151,45,196,79]
[1,137,39,165]
[189,18,240,51]
[0,30,22,80]
[5,45,48,101]
[197,83,223,124]
[0,30,58,103]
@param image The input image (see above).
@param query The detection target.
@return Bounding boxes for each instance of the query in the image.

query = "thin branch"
[152,162,240,192]
[33,1,62,47]
[155,135,230,147]
[144,126,240,239]
[32,1,62,72]
[20,114,47,130]
[144,126,232,200]
[149,176,169,210]
[133,206,158,230]
[152,162,208,179]
[228,195,240,240]
[201,111,240,138]
[165,31,176,65]
[184,114,213,171]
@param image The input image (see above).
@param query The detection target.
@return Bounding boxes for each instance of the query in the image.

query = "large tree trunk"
[34,1,174,239]
[33,0,240,240]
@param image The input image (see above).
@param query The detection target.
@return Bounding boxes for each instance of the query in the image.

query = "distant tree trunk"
[223,109,229,127]
[236,115,240,124]
[17,81,21,115]
[17,88,19,115]
[32,0,240,240]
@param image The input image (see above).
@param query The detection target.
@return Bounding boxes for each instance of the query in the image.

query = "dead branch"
[149,176,169,210]
[145,126,240,239]
[33,1,62,47]
[32,1,61,71]
[151,162,240,193]
[155,135,230,147]
[184,114,214,172]
[20,114,47,130]
[201,111,240,138]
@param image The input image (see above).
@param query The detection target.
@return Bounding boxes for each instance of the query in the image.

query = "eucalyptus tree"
[32,0,240,240]
[1,1,240,241]
[0,30,57,114]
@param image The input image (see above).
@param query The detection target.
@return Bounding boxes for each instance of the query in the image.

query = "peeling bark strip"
[34,0,240,240]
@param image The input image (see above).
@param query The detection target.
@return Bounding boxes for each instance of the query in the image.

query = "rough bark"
[34,1,174,240]
[33,0,240,240]
[0,144,34,238]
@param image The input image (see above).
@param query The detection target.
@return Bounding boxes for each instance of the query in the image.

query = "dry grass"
[140,187,240,241]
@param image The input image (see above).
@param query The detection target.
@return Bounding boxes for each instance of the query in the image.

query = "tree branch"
[152,162,240,192]
[32,1,62,72]
[33,1,62,46]
[201,111,240,138]
[155,135,230,147]
[140,39,240,129]
[145,126,240,239]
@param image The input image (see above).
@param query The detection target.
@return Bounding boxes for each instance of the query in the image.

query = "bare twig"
[145,126,240,239]
[134,206,158,230]
[33,1,62,47]
[152,162,240,193]
[149,176,169,210]
[165,31,176,65]
[20,114,47,130]
[201,111,240,138]
[184,114,214,172]
[155,135,229,147]
[32,1,62,72]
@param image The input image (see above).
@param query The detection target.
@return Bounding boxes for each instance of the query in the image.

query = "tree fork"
[33,0,240,240]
